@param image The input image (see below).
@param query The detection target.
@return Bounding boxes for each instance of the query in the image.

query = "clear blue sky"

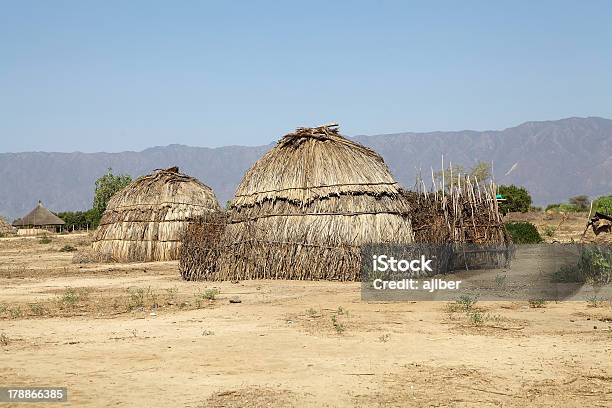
[1,1,611,153]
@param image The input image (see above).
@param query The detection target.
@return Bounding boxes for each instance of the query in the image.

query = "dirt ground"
[505,210,612,244]
[1,233,611,407]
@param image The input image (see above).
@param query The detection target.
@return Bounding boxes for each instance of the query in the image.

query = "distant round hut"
[180,124,414,281]
[93,167,221,262]
[13,201,65,233]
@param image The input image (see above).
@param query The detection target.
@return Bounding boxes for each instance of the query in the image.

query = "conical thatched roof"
[93,167,221,262]
[13,201,65,227]
[180,124,414,281]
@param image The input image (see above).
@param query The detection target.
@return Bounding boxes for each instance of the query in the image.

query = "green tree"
[92,168,132,224]
[469,161,492,183]
[498,185,532,215]
[568,195,589,211]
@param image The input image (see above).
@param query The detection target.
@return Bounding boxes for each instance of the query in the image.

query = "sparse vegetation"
[467,311,484,325]
[29,303,46,316]
[166,287,178,303]
[528,298,547,308]
[330,314,345,334]
[552,246,612,285]
[9,307,23,319]
[306,308,318,318]
[0,333,9,346]
[39,235,52,244]
[543,225,556,238]
[200,288,219,301]
[546,203,581,213]
[456,294,478,311]
[60,287,81,305]
[586,295,604,308]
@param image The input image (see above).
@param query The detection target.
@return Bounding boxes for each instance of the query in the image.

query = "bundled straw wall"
[93,167,221,262]
[180,125,414,281]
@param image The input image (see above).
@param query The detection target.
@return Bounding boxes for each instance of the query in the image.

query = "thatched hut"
[0,216,16,236]
[13,201,65,233]
[180,124,414,281]
[93,167,221,262]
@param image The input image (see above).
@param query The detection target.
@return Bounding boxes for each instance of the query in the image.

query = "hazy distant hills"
[1,117,611,220]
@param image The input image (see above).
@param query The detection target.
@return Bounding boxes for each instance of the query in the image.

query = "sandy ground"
[1,233,611,407]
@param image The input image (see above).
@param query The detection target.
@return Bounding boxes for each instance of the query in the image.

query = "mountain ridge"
[1,117,611,220]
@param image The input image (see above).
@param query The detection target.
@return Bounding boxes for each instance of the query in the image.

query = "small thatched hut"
[0,216,16,236]
[13,201,65,232]
[180,124,414,281]
[92,167,221,262]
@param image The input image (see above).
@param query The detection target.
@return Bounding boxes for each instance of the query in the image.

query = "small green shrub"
[59,245,77,252]
[200,288,219,301]
[29,303,46,316]
[331,314,345,334]
[456,294,478,311]
[39,235,52,244]
[127,287,149,310]
[306,308,318,317]
[467,311,484,325]
[546,203,561,211]
[543,225,556,238]
[9,307,23,319]
[528,298,547,308]
[504,222,543,244]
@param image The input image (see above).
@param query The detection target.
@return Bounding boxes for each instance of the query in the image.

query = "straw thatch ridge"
[93,167,221,262]
[180,124,414,281]
[13,201,65,227]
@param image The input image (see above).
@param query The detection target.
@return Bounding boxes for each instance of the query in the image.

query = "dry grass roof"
[13,201,65,227]
[232,124,403,209]
[93,167,221,262]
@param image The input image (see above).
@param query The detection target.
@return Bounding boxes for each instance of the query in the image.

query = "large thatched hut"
[93,167,221,262]
[180,124,414,281]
